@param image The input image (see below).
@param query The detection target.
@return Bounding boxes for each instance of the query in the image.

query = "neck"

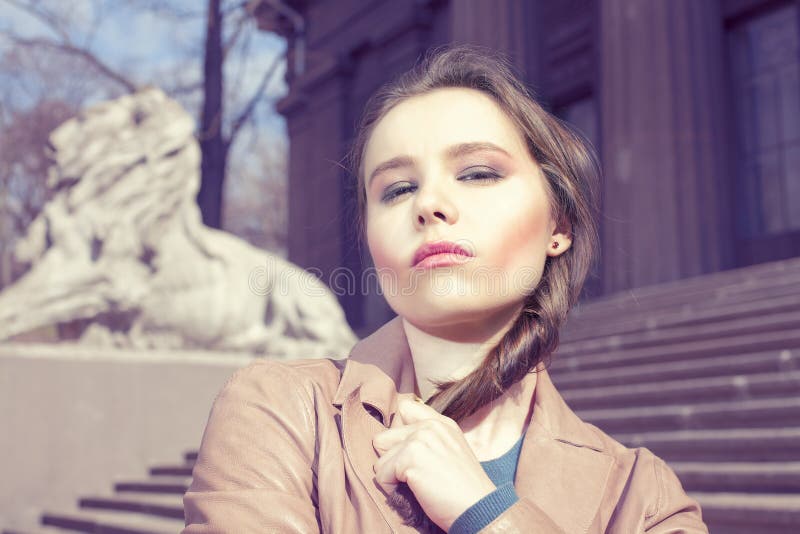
[459,369,537,459]
[400,308,539,459]
[400,303,522,401]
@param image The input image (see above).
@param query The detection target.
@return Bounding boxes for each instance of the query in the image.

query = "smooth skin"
[363,87,572,531]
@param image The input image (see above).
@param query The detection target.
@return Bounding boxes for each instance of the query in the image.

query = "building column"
[278,53,351,279]
[449,0,534,80]
[600,0,732,293]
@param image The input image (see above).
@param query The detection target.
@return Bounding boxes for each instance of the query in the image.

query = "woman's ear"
[546,220,572,258]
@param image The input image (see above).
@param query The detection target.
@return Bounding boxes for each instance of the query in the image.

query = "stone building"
[250,0,800,337]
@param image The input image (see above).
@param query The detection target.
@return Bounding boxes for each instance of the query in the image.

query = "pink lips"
[412,241,474,268]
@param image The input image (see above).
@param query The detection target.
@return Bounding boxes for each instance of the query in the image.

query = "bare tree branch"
[222,10,250,62]
[118,0,206,19]
[3,33,138,93]
[83,0,107,49]
[164,79,204,96]
[229,16,254,94]
[3,0,73,43]
[221,0,249,17]
[228,52,282,143]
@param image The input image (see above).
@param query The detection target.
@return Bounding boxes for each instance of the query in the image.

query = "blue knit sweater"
[448,433,525,534]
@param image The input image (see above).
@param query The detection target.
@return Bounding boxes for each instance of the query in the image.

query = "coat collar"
[332,315,633,533]
[332,315,417,425]
[333,315,606,453]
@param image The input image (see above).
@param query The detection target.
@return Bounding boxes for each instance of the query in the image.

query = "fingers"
[373,423,435,494]
[373,422,442,453]
[397,397,436,424]
[373,439,408,494]
[372,426,416,453]
[371,398,463,497]
[397,397,458,429]
[374,396,450,453]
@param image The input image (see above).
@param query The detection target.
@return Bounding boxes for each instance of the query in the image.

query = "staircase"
[2,453,194,534]
[550,256,800,534]
[5,257,799,533]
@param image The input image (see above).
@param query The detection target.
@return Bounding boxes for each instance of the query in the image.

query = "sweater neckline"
[479,431,526,467]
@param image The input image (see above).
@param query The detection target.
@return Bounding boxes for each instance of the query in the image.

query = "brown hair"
[345,44,600,531]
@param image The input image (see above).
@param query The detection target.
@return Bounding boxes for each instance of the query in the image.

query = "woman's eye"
[380,169,501,203]
[459,169,502,182]
[381,183,416,203]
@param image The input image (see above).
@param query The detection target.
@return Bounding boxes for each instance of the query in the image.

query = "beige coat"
[183,316,708,533]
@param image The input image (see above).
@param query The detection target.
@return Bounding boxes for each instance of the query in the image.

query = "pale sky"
[0,0,289,140]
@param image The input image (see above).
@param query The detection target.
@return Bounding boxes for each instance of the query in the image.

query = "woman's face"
[363,87,571,340]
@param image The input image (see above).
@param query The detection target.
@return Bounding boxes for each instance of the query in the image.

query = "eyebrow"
[367,141,512,188]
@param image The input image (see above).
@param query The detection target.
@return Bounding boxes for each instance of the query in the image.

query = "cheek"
[366,215,396,270]
[366,214,411,304]
[492,204,551,268]
[490,208,551,295]
[365,220,382,266]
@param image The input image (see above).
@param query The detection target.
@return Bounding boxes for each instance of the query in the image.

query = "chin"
[393,296,496,325]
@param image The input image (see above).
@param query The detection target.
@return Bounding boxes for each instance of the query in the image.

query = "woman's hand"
[372,396,497,531]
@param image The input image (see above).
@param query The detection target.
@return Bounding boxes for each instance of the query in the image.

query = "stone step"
[119,475,192,485]
[562,369,800,410]
[114,477,191,496]
[553,329,800,373]
[1,527,79,534]
[78,494,183,520]
[611,428,800,462]
[566,282,800,342]
[575,397,800,433]
[550,348,799,389]
[561,293,800,346]
[672,462,800,493]
[576,396,800,434]
[148,464,193,477]
[571,274,800,324]
[558,307,800,356]
[716,277,800,308]
[40,506,184,534]
[691,492,800,534]
[569,257,800,317]
[110,493,183,506]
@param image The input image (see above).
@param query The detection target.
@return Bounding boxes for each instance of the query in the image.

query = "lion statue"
[0,87,357,358]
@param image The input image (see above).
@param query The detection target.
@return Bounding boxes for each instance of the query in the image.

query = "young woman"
[183,45,708,533]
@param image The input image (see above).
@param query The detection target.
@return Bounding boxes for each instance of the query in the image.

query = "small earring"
[552,242,559,249]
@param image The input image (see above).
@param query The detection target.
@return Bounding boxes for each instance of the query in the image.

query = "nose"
[413,182,458,228]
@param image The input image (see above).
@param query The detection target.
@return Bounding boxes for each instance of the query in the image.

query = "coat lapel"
[515,367,635,533]
[334,359,420,532]
[339,383,413,532]
[333,315,635,533]
[332,317,419,531]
